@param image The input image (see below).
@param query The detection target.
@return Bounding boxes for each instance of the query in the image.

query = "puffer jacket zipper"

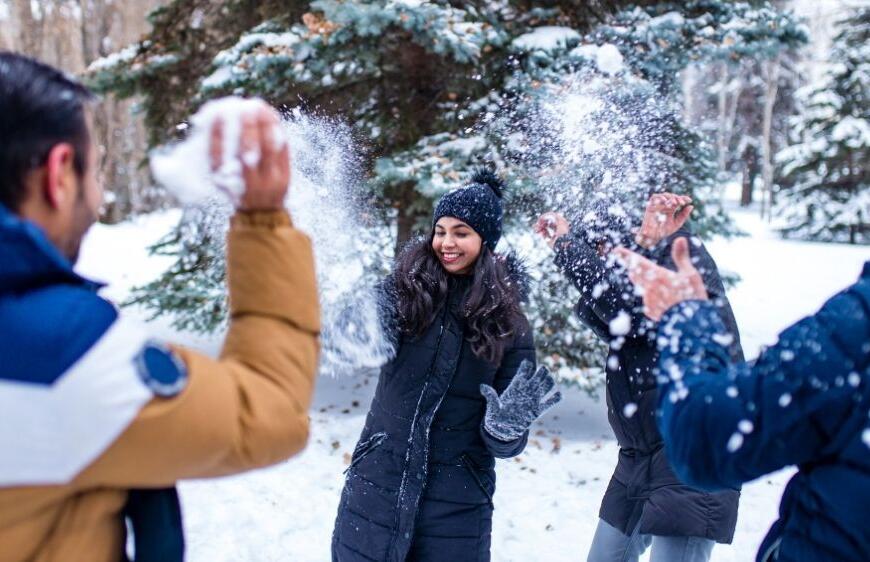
[388,300,451,559]
[460,454,494,507]
[344,432,387,474]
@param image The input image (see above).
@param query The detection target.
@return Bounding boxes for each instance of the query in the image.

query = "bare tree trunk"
[760,57,780,220]
[12,0,45,55]
[723,73,742,171]
[715,62,744,175]
[716,62,729,173]
[741,144,758,207]
[79,0,131,223]
[681,64,699,123]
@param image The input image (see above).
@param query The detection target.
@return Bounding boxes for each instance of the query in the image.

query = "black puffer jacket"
[332,256,534,562]
[553,228,743,543]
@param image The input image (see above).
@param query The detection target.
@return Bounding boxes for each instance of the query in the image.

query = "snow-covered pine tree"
[776,5,869,244]
[89,0,806,392]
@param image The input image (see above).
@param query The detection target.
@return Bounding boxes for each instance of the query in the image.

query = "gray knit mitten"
[480,361,562,442]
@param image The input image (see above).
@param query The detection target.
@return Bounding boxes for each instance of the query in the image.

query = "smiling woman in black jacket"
[332,170,561,562]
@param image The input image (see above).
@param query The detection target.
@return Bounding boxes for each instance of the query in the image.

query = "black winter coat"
[332,272,535,562]
[553,228,743,543]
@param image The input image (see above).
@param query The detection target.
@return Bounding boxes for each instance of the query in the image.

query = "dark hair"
[392,237,525,364]
[0,52,95,211]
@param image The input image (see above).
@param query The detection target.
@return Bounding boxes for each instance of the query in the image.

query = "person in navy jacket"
[616,238,870,562]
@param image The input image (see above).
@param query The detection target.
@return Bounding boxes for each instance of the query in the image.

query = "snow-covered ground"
[76,200,869,562]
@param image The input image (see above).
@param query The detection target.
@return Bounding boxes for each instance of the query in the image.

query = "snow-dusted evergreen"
[88,0,807,391]
[776,5,869,244]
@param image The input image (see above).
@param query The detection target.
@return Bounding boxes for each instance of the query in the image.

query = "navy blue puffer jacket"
[332,260,534,562]
[656,261,870,562]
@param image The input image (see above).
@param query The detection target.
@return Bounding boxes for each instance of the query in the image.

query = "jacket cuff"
[231,209,293,228]
[480,425,528,459]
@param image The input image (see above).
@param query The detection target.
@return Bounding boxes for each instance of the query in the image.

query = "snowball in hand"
[150,96,288,205]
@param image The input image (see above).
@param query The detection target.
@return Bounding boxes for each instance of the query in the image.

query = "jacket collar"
[0,203,102,294]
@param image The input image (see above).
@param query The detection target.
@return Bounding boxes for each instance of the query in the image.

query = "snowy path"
[76,204,868,562]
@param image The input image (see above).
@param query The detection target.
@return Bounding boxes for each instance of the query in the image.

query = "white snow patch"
[569,43,625,74]
[831,116,870,147]
[712,332,734,347]
[864,429,870,449]
[608,311,631,336]
[512,26,581,52]
[648,12,685,27]
[622,403,638,418]
[738,420,754,434]
[779,393,793,407]
[201,66,235,90]
[88,44,138,72]
[727,432,744,453]
[592,281,608,299]
[595,43,624,74]
[707,196,869,359]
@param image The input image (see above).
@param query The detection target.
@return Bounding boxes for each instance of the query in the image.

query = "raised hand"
[534,212,571,249]
[634,192,694,249]
[209,102,290,211]
[480,361,562,442]
[613,237,708,321]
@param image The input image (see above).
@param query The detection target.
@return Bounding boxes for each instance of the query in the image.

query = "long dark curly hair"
[392,236,526,365]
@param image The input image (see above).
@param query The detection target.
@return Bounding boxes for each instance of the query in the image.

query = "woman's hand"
[480,361,562,442]
[634,193,693,249]
[534,212,571,249]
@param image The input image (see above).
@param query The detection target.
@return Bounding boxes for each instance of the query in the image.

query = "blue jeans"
[587,519,715,562]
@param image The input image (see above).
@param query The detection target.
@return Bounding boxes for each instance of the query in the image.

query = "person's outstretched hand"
[534,212,571,249]
[613,237,708,321]
[480,361,562,442]
[209,103,290,211]
[634,193,693,249]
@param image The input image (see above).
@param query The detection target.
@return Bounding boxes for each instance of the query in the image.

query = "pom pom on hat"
[433,167,505,250]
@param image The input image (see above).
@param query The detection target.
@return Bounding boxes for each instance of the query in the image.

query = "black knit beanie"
[432,168,505,251]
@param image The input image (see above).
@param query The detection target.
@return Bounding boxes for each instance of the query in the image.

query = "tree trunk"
[12,0,45,55]
[715,62,744,175]
[760,57,780,220]
[741,144,758,207]
[79,0,131,223]
[716,62,729,173]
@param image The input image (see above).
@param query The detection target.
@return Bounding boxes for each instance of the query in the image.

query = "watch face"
[135,341,188,398]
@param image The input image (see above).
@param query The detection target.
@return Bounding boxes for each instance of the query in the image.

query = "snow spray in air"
[505,59,711,247]
[150,96,394,376]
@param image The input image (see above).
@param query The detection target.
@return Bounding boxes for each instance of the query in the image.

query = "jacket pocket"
[460,454,494,507]
[345,432,387,474]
